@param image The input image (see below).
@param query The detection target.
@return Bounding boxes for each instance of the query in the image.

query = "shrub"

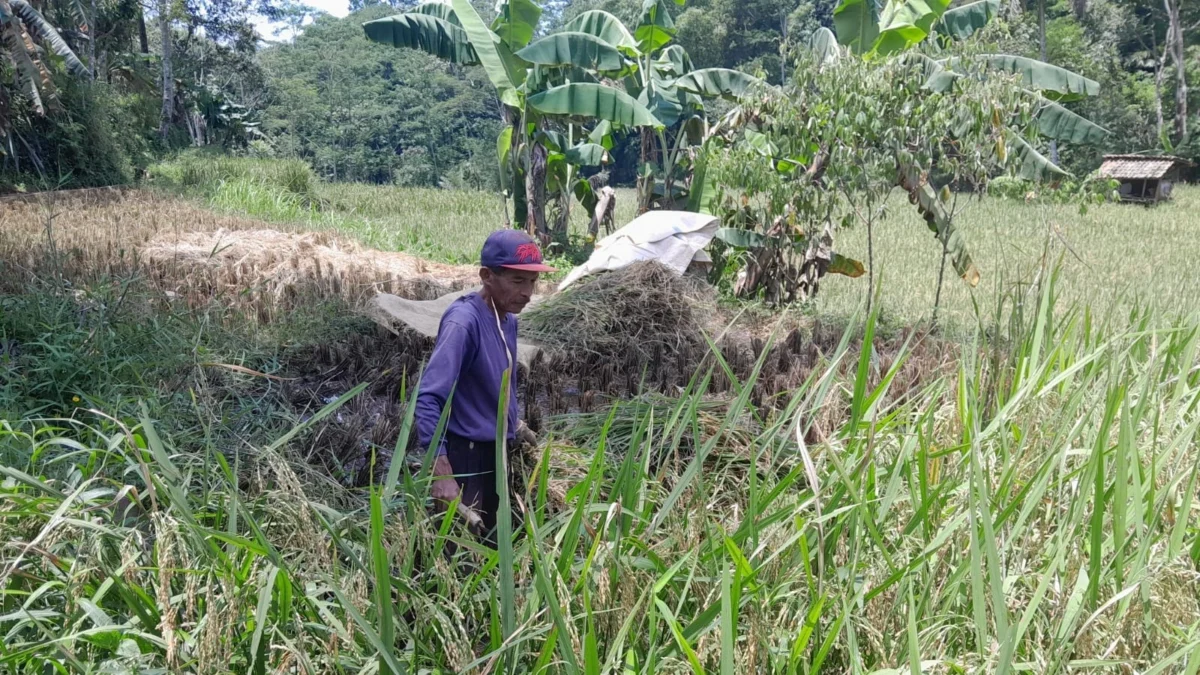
[147,152,319,204]
[986,174,1121,205]
[0,79,156,192]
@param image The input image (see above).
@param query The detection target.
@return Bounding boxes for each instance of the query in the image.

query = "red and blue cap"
[481,230,555,273]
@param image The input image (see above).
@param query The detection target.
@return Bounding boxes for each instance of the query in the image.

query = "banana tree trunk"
[87,0,96,79]
[588,186,616,238]
[1164,0,1188,143]
[552,148,572,242]
[1039,0,1059,164]
[637,128,653,214]
[158,0,173,141]
[1153,28,1166,140]
[553,194,569,238]
[526,140,548,243]
[138,4,149,53]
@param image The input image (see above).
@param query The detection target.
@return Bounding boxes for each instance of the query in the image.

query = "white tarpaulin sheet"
[559,210,720,291]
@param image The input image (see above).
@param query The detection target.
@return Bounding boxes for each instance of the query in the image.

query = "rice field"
[2,163,1200,673]
[816,186,1200,329]
[142,154,1200,329]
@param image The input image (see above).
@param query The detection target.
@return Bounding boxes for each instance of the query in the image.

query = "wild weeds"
[2,274,1199,673]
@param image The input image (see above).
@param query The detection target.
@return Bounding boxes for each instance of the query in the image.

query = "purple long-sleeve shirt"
[416,292,519,454]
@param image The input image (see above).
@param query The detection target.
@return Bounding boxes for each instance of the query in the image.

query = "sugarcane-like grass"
[3,268,1200,673]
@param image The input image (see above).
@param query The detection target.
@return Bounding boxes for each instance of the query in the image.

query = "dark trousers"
[445,433,499,538]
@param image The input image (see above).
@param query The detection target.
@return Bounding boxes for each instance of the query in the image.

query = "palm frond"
[7,24,51,113]
[10,0,90,77]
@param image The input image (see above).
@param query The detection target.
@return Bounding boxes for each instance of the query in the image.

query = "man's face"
[481,267,539,314]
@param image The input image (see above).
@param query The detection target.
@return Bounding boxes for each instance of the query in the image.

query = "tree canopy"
[0,0,1196,191]
[260,4,503,186]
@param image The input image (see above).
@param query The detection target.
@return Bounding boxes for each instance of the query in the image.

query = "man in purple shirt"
[416,230,553,537]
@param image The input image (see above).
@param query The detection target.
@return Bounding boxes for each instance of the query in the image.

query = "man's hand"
[430,454,460,507]
[517,421,538,450]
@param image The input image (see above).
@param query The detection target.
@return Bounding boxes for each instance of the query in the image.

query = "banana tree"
[364,1,630,239]
[1,0,90,156]
[522,1,763,212]
[364,0,765,240]
[366,0,542,236]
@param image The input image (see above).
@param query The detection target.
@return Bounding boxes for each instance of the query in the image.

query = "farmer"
[416,230,552,537]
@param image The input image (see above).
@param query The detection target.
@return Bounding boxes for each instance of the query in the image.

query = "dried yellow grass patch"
[0,189,478,318]
[143,227,478,311]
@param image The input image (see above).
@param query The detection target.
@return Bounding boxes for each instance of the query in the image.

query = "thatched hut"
[1099,155,1191,204]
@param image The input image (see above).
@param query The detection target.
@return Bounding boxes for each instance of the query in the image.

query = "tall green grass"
[147,147,319,198]
[3,272,1199,672]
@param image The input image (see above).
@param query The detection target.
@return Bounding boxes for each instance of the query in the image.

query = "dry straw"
[520,261,717,363]
[0,191,478,320]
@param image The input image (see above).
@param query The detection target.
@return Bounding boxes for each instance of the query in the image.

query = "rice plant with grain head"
[4,267,1200,673]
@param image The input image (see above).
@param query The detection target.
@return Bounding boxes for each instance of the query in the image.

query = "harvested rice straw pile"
[520,261,716,363]
[143,228,479,310]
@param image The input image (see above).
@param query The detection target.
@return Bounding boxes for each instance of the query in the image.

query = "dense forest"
[1,0,1196,191]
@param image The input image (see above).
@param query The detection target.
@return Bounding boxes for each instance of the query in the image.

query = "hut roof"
[1099,155,1191,180]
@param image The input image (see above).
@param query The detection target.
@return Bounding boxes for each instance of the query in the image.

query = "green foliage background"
[259,4,504,187]
[1,0,1197,191]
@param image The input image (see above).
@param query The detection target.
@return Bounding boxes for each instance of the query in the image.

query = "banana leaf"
[546,151,569,193]
[810,27,841,66]
[673,68,761,100]
[833,0,880,54]
[497,126,514,193]
[10,0,89,77]
[363,13,478,65]
[872,0,951,55]
[714,227,766,248]
[10,37,49,114]
[936,0,997,41]
[636,0,676,53]
[979,54,1099,100]
[744,129,779,158]
[640,79,690,127]
[529,83,663,128]
[574,177,598,218]
[558,10,639,55]
[525,63,599,92]
[517,32,627,72]
[1033,94,1108,144]
[828,255,866,278]
[451,0,524,107]
[589,120,614,149]
[492,0,541,49]
[655,45,692,76]
[566,143,608,166]
[914,183,980,285]
[714,228,865,277]
[411,1,460,26]
[685,152,716,215]
[1008,129,1070,181]
[536,129,570,152]
[921,57,958,91]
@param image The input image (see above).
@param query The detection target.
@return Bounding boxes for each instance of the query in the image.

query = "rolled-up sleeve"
[416,320,470,455]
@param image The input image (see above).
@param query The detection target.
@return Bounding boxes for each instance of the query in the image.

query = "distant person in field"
[416,230,551,538]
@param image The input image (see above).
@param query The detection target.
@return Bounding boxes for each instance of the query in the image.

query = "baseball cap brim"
[501,262,556,273]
